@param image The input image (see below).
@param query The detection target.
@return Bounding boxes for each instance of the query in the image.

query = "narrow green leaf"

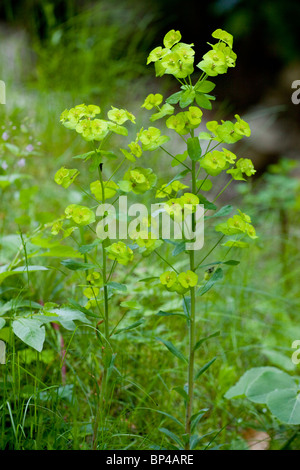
[194,331,220,352]
[156,337,187,363]
[198,268,223,296]
[195,358,217,380]
[223,260,240,266]
[172,241,186,257]
[205,205,233,219]
[159,427,184,448]
[156,310,186,318]
[172,386,188,401]
[61,259,96,271]
[114,320,144,335]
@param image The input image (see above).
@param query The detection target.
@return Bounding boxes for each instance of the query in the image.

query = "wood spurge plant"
[49,28,258,450]
[0,27,265,450]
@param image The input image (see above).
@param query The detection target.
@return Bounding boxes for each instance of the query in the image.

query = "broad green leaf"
[0,299,42,316]
[195,80,215,93]
[166,91,183,105]
[12,318,45,352]
[107,282,127,292]
[0,318,6,329]
[223,260,240,266]
[246,369,296,404]
[267,388,300,425]
[37,307,91,330]
[195,93,212,110]
[179,89,195,108]
[262,348,296,372]
[156,337,187,363]
[224,366,291,400]
[0,265,48,285]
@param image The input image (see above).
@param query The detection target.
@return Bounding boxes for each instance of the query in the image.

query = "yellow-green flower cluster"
[118,167,157,194]
[164,193,199,222]
[215,210,257,239]
[197,29,236,77]
[160,270,198,294]
[155,180,189,198]
[205,115,251,144]
[147,30,195,79]
[166,106,203,135]
[227,158,256,180]
[141,93,174,122]
[106,242,133,266]
[65,204,95,226]
[54,167,80,189]
[134,232,163,257]
[90,180,119,200]
[60,103,135,142]
[200,148,237,176]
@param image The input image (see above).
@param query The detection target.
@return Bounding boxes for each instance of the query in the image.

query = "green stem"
[185,160,197,449]
[160,146,191,170]
[93,159,110,449]
[212,178,233,203]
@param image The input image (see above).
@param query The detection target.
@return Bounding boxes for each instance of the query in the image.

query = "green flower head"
[139,127,170,151]
[106,242,133,266]
[160,270,177,288]
[163,30,182,49]
[54,167,79,189]
[65,204,95,226]
[142,94,163,110]
[118,167,157,194]
[200,150,228,176]
[178,270,198,289]
[107,106,135,125]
